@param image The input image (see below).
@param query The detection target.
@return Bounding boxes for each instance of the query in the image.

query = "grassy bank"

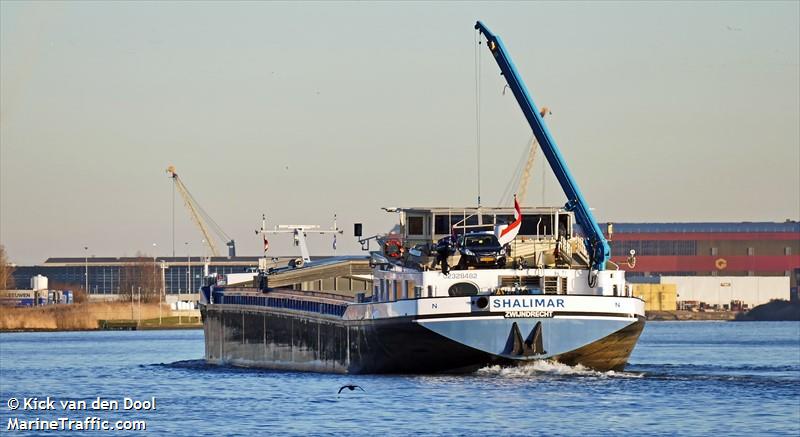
[0,302,176,331]
[98,315,201,330]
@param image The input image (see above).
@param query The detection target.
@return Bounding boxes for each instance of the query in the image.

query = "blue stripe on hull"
[417,317,636,360]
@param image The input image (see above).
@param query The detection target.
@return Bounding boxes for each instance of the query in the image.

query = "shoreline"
[0,302,201,331]
[1,325,203,333]
[646,310,738,321]
[3,302,796,333]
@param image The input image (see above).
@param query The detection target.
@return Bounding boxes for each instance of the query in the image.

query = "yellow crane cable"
[516,106,550,205]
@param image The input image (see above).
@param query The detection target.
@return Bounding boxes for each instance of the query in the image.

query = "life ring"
[715,258,727,270]
[384,239,403,259]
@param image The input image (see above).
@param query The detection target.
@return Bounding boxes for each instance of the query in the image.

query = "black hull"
[202,305,644,374]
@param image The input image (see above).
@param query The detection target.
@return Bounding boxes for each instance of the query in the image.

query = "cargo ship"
[199,21,645,374]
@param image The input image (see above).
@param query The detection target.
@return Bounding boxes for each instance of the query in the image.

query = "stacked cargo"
[0,284,74,307]
[0,290,36,307]
[633,284,678,311]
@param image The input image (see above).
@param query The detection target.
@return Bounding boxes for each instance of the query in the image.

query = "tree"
[0,244,15,290]
[118,253,161,303]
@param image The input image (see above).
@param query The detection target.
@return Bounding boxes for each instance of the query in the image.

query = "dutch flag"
[497,195,522,246]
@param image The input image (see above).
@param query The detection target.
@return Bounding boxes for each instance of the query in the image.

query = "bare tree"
[118,253,161,303]
[0,244,15,290]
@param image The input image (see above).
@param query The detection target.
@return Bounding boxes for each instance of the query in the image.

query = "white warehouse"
[663,276,790,308]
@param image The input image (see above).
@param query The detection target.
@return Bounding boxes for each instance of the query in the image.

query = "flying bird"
[338,384,365,394]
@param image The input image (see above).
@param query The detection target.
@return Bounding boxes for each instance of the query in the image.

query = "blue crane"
[475,21,610,273]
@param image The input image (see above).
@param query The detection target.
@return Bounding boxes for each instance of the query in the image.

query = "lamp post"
[159,260,167,325]
[152,243,157,294]
[201,239,207,277]
[84,246,89,295]
[185,242,191,294]
[153,242,159,325]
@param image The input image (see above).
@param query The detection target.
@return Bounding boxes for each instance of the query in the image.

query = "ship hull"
[202,304,645,374]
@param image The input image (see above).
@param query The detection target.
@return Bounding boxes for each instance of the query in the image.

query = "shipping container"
[0,290,36,307]
[633,283,677,311]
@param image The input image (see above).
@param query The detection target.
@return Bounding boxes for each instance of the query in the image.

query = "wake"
[475,360,644,379]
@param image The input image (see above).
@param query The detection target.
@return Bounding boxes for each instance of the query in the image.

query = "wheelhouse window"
[407,216,424,236]
[434,214,466,235]
[520,215,554,236]
[434,215,451,234]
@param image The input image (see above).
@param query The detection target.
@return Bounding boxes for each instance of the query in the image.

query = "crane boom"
[475,21,610,271]
[167,166,235,258]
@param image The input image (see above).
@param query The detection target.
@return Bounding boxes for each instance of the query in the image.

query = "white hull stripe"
[554,315,638,321]
[415,316,506,323]
[416,315,638,323]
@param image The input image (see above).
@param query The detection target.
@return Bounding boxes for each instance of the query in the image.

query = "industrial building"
[606,222,800,299]
[9,255,369,300]
[11,256,263,296]
[661,276,790,310]
[10,220,799,306]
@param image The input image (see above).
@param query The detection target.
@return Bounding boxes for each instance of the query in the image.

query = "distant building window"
[711,247,718,256]
[407,216,424,236]
[786,247,792,256]
[747,247,754,256]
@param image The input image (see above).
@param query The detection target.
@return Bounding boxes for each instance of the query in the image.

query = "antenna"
[475,28,482,207]
[258,215,343,268]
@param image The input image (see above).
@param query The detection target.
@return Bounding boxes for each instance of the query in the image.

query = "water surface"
[1,322,798,435]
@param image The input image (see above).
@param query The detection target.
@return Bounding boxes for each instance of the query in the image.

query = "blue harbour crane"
[474,21,611,276]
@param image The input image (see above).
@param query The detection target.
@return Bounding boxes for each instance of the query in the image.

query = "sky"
[1,1,798,264]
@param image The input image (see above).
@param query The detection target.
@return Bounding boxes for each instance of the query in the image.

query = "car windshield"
[463,235,498,247]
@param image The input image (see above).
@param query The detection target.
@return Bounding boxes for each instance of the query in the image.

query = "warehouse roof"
[605,222,800,234]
